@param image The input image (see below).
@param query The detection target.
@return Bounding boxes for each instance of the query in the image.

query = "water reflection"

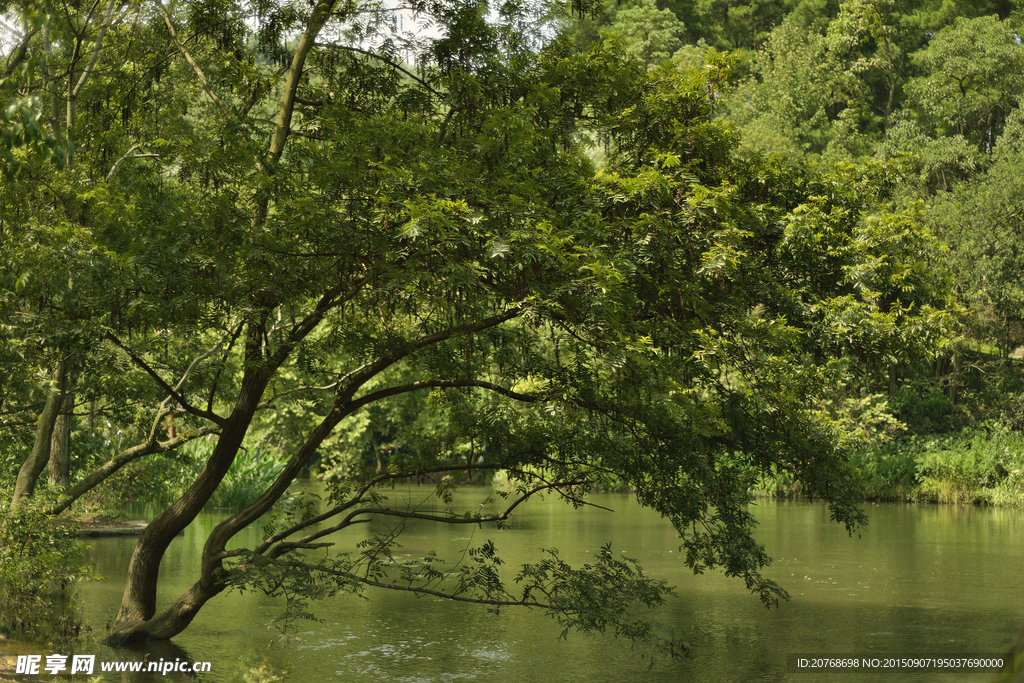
[3,490,1022,682]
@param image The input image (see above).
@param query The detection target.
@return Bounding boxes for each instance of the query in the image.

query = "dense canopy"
[1,0,956,654]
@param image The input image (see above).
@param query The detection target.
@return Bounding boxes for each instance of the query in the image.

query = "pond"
[5,486,1024,682]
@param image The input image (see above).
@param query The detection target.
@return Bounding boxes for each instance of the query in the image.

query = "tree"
[607,0,687,68]
[925,108,1024,355]
[728,15,859,158]
[1,0,953,652]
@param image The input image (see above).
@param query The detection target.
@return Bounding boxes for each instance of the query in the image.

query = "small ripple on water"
[462,646,514,663]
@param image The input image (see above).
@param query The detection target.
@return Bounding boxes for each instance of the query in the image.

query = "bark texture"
[12,361,68,507]
[49,388,74,488]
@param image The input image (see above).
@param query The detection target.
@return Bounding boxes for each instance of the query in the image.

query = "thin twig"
[155,0,232,117]
[106,144,160,181]
[106,333,226,426]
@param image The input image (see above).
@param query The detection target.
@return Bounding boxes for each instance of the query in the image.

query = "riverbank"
[64,516,150,537]
[752,425,1024,506]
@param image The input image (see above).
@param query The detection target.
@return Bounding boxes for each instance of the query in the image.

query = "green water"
[5,488,1024,682]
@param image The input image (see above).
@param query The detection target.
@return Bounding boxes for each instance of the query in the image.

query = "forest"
[1,0,1023,680]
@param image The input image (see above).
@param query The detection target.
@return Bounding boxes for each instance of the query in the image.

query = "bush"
[0,493,99,642]
[890,388,959,434]
[915,426,1024,505]
[849,443,918,501]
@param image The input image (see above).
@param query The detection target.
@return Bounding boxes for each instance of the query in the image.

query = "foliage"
[232,504,686,659]
[889,387,959,434]
[903,15,1024,152]
[818,392,905,449]
[604,0,687,68]
[0,492,98,641]
[847,441,919,501]
[729,15,856,158]
[759,425,1024,506]
[915,425,1024,505]
[0,0,959,654]
[924,111,1024,352]
[516,544,687,659]
[158,436,290,510]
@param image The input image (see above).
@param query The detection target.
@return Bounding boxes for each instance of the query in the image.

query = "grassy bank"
[753,425,1024,506]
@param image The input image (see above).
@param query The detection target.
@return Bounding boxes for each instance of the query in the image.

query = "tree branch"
[263,558,552,609]
[3,27,37,78]
[64,0,117,131]
[155,0,232,117]
[202,304,528,580]
[207,320,245,413]
[106,333,226,427]
[269,277,367,370]
[264,0,340,170]
[48,426,221,515]
[336,304,528,404]
[348,379,539,413]
[254,464,507,555]
[314,42,441,97]
[69,0,115,101]
[269,478,590,557]
[105,144,160,181]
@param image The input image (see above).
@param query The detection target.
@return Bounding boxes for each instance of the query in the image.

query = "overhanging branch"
[348,379,539,412]
[253,464,507,556]
[263,558,552,609]
[106,333,226,427]
[263,474,590,559]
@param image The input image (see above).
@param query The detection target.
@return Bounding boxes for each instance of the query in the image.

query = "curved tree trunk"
[105,355,358,643]
[106,362,267,645]
[12,360,69,507]
[104,0,345,644]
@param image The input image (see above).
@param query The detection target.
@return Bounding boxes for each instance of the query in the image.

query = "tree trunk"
[49,387,75,488]
[12,361,69,507]
[950,354,961,405]
[105,0,344,642]
[106,325,273,645]
[106,343,360,643]
[105,398,259,644]
[371,434,384,473]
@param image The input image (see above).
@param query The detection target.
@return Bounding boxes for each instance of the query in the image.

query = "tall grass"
[915,427,1024,505]
[753,425,1024,506]
[164,436,289,510]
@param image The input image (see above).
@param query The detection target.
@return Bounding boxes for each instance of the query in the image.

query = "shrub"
[915,426,1024,504]
[849,443,918,501]
[890,388,958,434]
[0,493,99,642]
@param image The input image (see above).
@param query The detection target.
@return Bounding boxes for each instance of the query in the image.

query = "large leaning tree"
[0,0,954,651]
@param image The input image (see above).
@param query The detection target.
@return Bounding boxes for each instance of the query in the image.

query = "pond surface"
[5,487,1024,682]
